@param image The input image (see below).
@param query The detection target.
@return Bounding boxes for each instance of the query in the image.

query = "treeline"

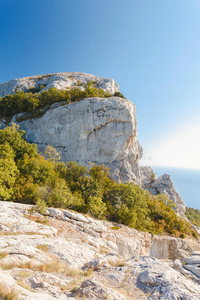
[0,82,124,119]
[186,207,200,227]
[0,124,197,238]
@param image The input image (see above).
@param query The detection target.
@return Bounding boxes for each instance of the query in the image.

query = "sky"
[0,0,200,170]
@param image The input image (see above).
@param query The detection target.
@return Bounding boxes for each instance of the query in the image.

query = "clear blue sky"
[1,0,200,169]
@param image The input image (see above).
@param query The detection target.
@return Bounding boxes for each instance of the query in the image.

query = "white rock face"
[150,235,200,261]
[0,201,200,299]
[0,72,120,97]
[12,96,143,183]
[75,279,126,300]
[129,256,200,300]
[141,166,156,185]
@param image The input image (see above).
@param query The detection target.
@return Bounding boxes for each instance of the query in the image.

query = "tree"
[87,196,107,218]
[106,183,148,227]
[0,123,37,161]
[0,143,18,200]
[44,145,61,162]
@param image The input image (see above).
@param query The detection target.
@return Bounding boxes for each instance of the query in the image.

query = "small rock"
[46,208,62,219]
[63,210,89,223]
[74,278,126,300]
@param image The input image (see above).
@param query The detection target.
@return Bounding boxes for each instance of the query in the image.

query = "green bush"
[185,207,200,227]
[114,92,125,99]
[0,123,198,239]
[0,82,124,119]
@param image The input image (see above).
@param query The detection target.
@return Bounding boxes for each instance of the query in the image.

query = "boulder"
[74,279,126,300]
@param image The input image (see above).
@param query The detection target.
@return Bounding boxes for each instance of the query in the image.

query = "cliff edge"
[1,72,185,213]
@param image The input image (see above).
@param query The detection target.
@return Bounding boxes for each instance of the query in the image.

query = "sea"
[150,166,200,210]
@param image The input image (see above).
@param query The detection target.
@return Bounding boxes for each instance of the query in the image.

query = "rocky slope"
[0,201,200,299]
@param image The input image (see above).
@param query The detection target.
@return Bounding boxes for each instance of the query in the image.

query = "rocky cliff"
[0,72,119,97]
[0,73,199,299]
[1,73,185,211]
[12,96,142,184]
[2,72,142,184]
[0,201,200,299]
[141,166,186,215]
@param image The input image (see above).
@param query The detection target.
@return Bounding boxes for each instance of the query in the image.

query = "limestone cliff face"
[1,72,142,184]
[12,96,143,184]
[1,72,186,210]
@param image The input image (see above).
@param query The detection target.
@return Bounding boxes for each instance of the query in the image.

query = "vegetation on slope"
[0,124,198,238]
[0,82,124,119]
[186,207,200,227]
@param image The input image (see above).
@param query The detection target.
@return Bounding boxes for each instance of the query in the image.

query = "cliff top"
[0,72,120,97]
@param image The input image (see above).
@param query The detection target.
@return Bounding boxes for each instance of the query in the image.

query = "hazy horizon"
[148,165,200,209]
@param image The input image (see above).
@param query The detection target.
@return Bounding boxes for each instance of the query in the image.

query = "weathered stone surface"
[150,235,200,261]
[185,256,200,264]
[46,208,63,219]
[0,201,200,299]
[129,256,200,300]
[74,279,126,300]
[12,95,143,184]
[142,172,186,215]
[191,251,200,256]
[141,166,156,185]
[0,72,120,97]
[184,265,200,278]
[83,253,120,270]
[62,210,89,223]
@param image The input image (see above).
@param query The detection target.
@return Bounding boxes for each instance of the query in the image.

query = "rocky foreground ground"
[0,201,200,299]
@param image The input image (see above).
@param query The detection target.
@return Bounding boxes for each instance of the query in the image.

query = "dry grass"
[60,284,68,292]
[0,283,18,300]
[16,270,31,279]
[16,280,33,292]
[0,232,22,236]
[24,214,49,225]
[0,256,88,279]
[57,225,66,236]
[83,269,93,277]
[36,244,49,252]
[108,259,127,268]
[99,245,109,255]
[0,231,50,237]
[0,252,8,260]
[110,226,120,230]
[68,279,80,293]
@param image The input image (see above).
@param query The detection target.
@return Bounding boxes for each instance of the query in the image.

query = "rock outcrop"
[0,73,188,207]
[141,166,186,215]
[0,201,200,299]
[8,73,143,184]
[0,72,120,97]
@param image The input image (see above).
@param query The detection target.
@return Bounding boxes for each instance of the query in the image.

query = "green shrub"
[114,92,125,99]
[0,82,123,120]
[185,207,200,226]
[0,123,198,239]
